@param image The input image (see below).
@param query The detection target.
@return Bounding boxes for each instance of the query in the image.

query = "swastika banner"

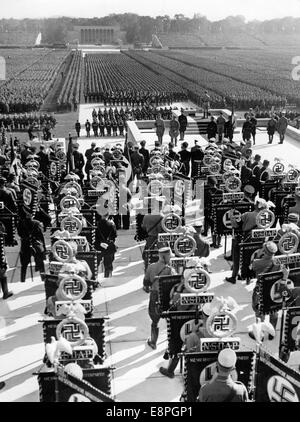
[21,180,38,216]
[213,203,253,235]
[42,273,93,303]
[270,190,292,221]
[163,310,199,357]
[183,351,255,402]
[42,318,106,362]
[255,348,300,402]
[261,181,278,201]
[257,267,300,314]
[282,306,300,353]
[37,367,113,402]
[158,275,183,313]
[239,240,264,280]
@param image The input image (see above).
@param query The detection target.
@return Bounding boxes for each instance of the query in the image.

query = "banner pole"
[250,344,260,402]
[54,363,60,403]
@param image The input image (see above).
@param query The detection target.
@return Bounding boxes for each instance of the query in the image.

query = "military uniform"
[95,216,117,278]
[226,208,259,284]
[72,148,85,182]
[178,113,188,141]
[17,213,46,283]
[144,248,177,349]
[198,377,248,402]
[198,349,248,402]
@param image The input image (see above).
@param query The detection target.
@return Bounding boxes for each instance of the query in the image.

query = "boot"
[159,356,180,378]
[211,234,221,248]
[1,276,13,299]
[147,324,159,350]
[202,220,209,237]
[21,267,27,283]
[225,276,236,284]
[104,270,110,278]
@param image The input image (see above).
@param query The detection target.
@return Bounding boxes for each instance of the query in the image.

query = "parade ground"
[1,102,300,402]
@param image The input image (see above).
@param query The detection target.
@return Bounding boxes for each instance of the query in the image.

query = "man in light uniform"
[198,348,248,402]
[144,246,177,350]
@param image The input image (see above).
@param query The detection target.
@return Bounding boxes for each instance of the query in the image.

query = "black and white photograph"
[1,0,300,407]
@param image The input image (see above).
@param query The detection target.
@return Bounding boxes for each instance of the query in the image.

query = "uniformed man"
[225,198,263,284]
[131,145,144,180]
[141,207,164,276]
[0,177,17,214]
[75,120,81,137]
[154,113,165,145]
[92,120,99,137]
[178,109,188,141]
[240,162,253,190]
[202,90,210,119]
[160,301,212,380]
[37,145,49,176]
[250,114,257,145]
[191,140,204,178]
[207,116,217,140]
[17,208,46,283]
[144,246,177,350]
[165,142,179,163]
[20,142,32,165]
[150,141,161,156]
[267,115,277,144]
[277,112,288,144]
[85,120,91,137]
[198,349,248,402]
[243,185,255,204]
[216,112,226,143]
[84,142,96,182]
[95,211,117,278]
[169,115,180,146]
[97,119,104,137]
[139,140,150,176]
[72,143,85,183]
[251,241,279,278]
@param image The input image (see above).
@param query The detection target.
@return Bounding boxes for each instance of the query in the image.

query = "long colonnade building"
[74,26,119,44]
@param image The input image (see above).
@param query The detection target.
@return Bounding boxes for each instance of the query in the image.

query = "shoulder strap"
[261,260,276,275]
[259,169,268,182]
[146,216,163,234]
[156,265,169,277]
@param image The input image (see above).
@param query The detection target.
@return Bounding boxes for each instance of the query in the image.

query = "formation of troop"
[74,106,176,139]
[0,113,56,133]
[83,89,188,107]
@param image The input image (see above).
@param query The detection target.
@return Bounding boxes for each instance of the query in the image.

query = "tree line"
[0,14,300,45]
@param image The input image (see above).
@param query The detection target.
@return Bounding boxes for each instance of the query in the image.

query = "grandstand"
[153,30,300,49]
[198,32,265,48]
[153,33,206,49]
[0,31,38,47]
[254,33,300,48]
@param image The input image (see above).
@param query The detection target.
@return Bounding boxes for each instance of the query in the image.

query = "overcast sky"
[2,0,300,21]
